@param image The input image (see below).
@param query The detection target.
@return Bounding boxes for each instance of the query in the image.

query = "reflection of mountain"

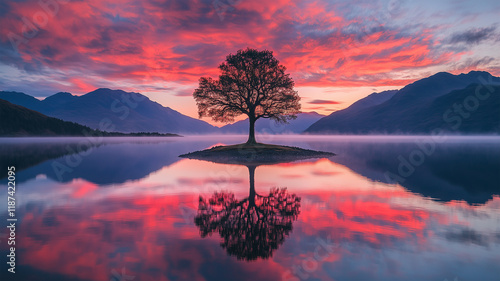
[2,138,499,281]
[0,139,216,185]
[308,139,500,204]
[195,165,301,261]
[0,140,95,178]
[3,136,498,205]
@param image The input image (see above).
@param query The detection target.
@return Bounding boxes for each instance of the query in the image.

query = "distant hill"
[305,71,500,134]
[220,112,324,134]
[0,99,96,136]
[0,88,218,134]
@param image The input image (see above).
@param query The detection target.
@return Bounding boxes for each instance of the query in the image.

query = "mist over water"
[0,135,499,281]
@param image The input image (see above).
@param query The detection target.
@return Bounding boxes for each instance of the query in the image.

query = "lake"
[1,135,499,281]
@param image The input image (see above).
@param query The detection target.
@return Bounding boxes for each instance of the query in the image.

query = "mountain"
[414,83,500,133]
[305,71,500,134]
[0,91,43,110]
[301,90,397,134]
[0,88,217,134]
[43,92,75,107]
[220,112,325,134]
[0,99,97,136]
[345,90,398,112]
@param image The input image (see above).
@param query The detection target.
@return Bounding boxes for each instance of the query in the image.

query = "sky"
[1,0,500,125]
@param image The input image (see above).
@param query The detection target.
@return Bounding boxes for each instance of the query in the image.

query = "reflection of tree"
[195,165,301,261]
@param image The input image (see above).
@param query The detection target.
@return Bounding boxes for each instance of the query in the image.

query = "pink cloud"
[0,0,496,98]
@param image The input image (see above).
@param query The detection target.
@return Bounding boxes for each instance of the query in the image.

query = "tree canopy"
[193,48,301,143]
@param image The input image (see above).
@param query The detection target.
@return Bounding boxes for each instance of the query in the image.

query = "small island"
[180,48,335,163]
[180,142,334,165]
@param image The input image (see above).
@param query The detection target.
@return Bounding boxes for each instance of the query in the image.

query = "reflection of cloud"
[444,228,488,246]
[311,170,340,176]
[280,174,304,178]
[177,177,244,186]
[71,182,98,198]
[3,138,500,280]
[7,154,500,281]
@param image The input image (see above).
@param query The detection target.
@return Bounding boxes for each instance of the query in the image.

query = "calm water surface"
[1,135,499,281]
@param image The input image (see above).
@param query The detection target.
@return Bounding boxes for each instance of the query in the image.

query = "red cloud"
[0,0,488,94]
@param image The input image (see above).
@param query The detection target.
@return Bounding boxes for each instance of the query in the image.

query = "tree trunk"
[248,165,256,207]
[246,117,257,144]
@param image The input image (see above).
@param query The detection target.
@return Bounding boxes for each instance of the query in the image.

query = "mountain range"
[305,71,500,134]
[0,99,180,137]
[1,71,499,136]
[0,88,324,135]
[0,88,217,134]
[220,112,324,134]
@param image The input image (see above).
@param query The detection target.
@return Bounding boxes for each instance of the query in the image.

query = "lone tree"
[193,48,301,144]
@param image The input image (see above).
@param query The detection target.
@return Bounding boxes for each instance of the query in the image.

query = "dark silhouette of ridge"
[0,98,98,136]
[305,71,500,134]
[0,88,218,134]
